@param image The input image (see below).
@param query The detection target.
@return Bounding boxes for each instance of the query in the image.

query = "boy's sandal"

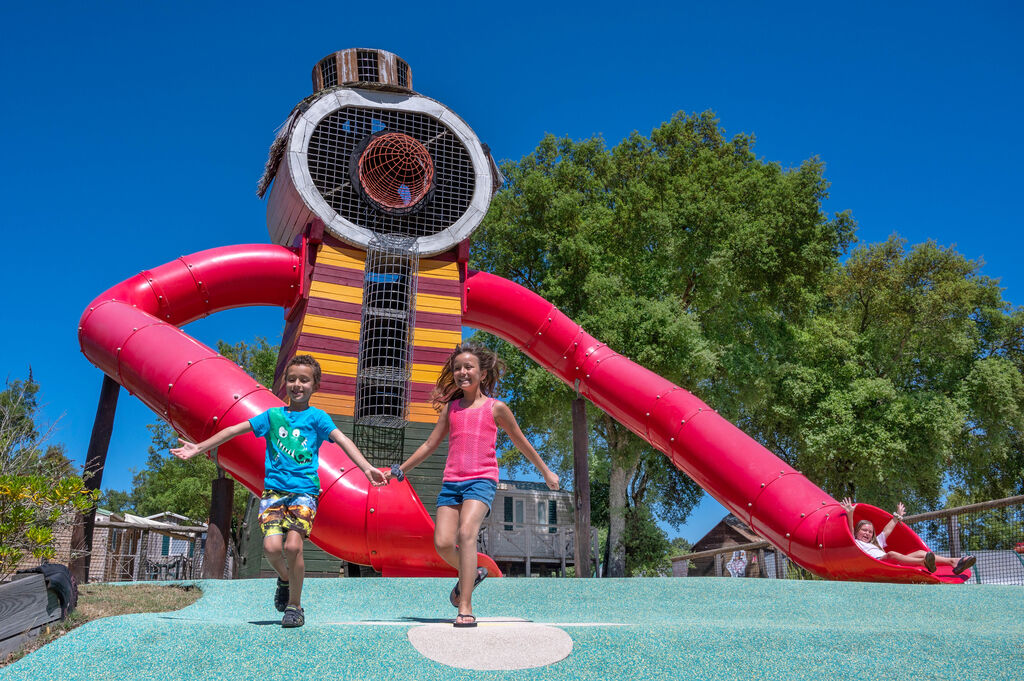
[449,567,489,608]
[281,605,305,628]
[453,613,478,628]
[274,578,290,613]
[923,552,936,573]
[953,555,976,575]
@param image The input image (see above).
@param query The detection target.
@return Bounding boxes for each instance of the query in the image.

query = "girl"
[840,498,975,574]
[388,342,559,627]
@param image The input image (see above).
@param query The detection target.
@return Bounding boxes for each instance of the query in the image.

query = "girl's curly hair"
[430,342,505,411]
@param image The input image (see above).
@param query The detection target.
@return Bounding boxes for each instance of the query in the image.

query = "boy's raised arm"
[171,421,253,460]
[329,429,386,486]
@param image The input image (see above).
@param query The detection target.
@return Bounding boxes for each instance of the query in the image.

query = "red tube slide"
[462,270,968,583]
[78,244,498,578]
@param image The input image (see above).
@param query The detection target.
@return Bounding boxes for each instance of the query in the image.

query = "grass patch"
[1,583,202,667]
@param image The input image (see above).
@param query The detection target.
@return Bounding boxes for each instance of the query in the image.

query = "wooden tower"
[259,49,502,510]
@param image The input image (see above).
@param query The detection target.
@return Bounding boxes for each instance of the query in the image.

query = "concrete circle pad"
[407,618,573,670]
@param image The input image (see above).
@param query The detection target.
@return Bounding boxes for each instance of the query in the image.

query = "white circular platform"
[407,618,573,670]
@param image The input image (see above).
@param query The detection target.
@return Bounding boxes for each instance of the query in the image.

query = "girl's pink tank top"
[443,396,499,482]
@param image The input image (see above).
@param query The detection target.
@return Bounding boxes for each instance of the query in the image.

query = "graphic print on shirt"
[267,408,315,464]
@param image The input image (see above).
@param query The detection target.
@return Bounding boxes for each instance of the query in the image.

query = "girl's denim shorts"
[436,478,498,508]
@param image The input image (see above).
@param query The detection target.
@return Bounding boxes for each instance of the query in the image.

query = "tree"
[760,237,1024,509]
[473,111,853,575]
[98,488,131,514]
[0,375,96,580]
[216,337,278,388]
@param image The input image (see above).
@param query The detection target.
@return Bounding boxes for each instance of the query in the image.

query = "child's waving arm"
[171,421,253,460]
[840,497,856,537]
[328,429,386,486]
[881,501,905,537]
[494,400,559,490]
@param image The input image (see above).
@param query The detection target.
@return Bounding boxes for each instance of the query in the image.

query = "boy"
[172,355,385,627]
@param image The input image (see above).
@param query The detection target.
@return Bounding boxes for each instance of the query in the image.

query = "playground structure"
[78,49,968,583]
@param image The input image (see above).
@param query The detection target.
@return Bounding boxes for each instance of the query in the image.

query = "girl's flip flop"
[453,613,477,628]
[449,567,489,607]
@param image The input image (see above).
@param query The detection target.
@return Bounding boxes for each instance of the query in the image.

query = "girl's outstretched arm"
[386,403,451,480]
[493,400,559,490]
[840,497,856,537]
[881,501,905,537]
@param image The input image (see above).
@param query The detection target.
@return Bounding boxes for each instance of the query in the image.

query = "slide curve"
[78,242,968,583]
[462,269,969,584]
[78,244,499,578]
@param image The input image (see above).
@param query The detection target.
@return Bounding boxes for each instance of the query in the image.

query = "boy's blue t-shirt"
[249,406,336,495]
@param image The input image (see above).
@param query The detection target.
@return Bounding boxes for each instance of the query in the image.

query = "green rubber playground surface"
[2,576,1018,680]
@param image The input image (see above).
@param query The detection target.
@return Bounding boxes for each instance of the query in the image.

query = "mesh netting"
[307,106,475,237]
[358,133,435,212]
[354,234,418,432]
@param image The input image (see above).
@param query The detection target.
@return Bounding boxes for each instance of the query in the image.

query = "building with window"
[479,480,591,577]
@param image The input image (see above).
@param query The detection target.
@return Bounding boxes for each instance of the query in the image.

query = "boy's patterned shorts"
[258,490,318,537]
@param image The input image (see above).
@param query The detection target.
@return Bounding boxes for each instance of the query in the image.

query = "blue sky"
[1,1,1020,543]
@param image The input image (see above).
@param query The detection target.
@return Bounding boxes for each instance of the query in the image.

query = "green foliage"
[473,111,851,573]
[0,474,97,580]
[98,489,131,514]
[623,505,673,577]
[0,376,40,462]
[762,237,1024,509]
[217,337,278,388]
[669,536,692,554]
[0,376,97,581]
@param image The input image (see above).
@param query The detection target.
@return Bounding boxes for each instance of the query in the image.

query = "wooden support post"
[948,515,962,558]
[202,465,235,579]
[560,528,566,577]
[70,375,120,585]
[131,531,143,581]
[572,393,592,577]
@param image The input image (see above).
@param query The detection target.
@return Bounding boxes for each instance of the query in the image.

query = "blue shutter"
[504,496,513,531]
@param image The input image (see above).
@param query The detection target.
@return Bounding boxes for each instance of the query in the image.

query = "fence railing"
[672,495,1024,584]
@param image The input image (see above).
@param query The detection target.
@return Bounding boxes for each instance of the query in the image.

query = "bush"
[0,375,99,582]
[0,473,97,581]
